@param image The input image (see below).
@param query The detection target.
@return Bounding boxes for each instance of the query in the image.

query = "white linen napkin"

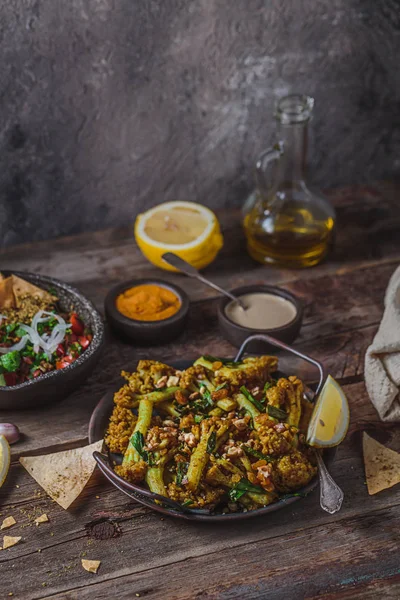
[365,265,400,422]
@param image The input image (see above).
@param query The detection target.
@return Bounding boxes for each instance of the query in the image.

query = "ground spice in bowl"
[115,284,181,322]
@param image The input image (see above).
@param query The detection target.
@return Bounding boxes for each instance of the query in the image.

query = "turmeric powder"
[116,284,181,322]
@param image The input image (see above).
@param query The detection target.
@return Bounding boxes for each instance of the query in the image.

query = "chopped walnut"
[274,423,287,433]
[226,446,243,458]
[179,432,197,447]
[163,419,177,428]
[155,376,168,389]
[175,390,188,405]
[189,391,200,400]
[211,387,229,401]
[233,418,248,431]
[256,465,275,491]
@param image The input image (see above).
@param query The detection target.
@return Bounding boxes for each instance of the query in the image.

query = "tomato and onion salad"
[0,311,92,387]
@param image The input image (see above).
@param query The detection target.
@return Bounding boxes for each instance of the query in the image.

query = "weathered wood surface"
[0,184,399,599]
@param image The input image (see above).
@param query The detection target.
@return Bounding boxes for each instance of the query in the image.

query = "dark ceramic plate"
[89,334,336,522]
[0,270,105,410]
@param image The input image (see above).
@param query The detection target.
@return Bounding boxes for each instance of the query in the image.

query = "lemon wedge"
[306,375,350,448]
[134,201,223,271]
[0,435,11,488]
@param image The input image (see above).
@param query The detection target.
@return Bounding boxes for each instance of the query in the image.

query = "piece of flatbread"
[19,440,103,510]
[11,275,57,307]
[82,559,101,574]
[363,432,400,495]
[0,516,16,530]
[34,514,49,525]
[0,276,16,309]
[2,535,21,549]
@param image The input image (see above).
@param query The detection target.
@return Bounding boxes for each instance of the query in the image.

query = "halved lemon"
[0,435,11,488]
[134,201,223,271]
[307,375,350,448]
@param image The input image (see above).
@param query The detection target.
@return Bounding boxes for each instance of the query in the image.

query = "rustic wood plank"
[40,505,400,600]
[1,485,398,600]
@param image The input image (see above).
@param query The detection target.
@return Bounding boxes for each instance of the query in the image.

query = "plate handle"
[234,333,325,395]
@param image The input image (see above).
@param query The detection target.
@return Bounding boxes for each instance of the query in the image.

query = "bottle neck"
[277,121,308,183]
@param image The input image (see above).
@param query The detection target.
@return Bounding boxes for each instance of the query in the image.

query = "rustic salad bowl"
[89,334,336,522]
[0,271,105,410]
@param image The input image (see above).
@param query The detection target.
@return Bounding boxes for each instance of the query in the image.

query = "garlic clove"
[0,423,20,445]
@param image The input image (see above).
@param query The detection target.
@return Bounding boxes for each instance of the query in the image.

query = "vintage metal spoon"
[315,450,344,514]
[162,252,247,310]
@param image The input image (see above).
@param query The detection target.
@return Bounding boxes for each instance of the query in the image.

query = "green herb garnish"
[181,499,194,507]
[194,386,214,413]
[215,382,228,392]
[242,446,274,462]
[194,415,204,424]
[0,350,21,373]
[229,478,265,502]
[264,379,277,392]
[176,461,189,486]
[206,431,217,454]
[131,431,149,462]
[267,405,287,420]
[240,385,264,412]
[202,355,243,367]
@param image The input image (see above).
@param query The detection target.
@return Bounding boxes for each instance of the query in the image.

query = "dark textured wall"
[0,0,399,246]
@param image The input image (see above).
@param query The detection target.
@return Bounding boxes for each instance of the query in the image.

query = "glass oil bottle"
[243,95,335,268]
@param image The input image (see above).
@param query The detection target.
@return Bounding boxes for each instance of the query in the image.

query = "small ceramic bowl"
[104,278,189,345]
[218,284,303,352]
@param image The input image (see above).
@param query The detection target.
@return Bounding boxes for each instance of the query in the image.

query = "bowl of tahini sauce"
[218,285,303,351]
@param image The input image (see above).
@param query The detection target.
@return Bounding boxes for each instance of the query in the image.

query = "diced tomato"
[4,372,17,386]
[56,356,74,370]
[56,343,65,357]
[70,313,84,336]
[78,336,90,349]
[32,369,42,378]
[23,356,33,365]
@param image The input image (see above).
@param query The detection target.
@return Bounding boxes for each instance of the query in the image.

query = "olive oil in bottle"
[243,95,335,268]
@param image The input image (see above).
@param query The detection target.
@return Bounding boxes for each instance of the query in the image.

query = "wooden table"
[1,183,400,599]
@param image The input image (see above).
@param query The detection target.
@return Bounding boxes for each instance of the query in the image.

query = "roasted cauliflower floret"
[105,406,137,453]
[115,460,148,484]
[266,385,286,408]
[179,364,211,389]
[167,481,225,509]
[251,419,298,456]
[214,356,278,391]
[113,383,137,408]
[121,360,177,394]
[272,450,317,492]
[145,425,179,456]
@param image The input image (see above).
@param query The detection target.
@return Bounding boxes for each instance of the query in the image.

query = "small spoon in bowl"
[162,252,247,310]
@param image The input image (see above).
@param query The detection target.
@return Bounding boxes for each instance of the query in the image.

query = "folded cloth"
[365,265,400,422]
